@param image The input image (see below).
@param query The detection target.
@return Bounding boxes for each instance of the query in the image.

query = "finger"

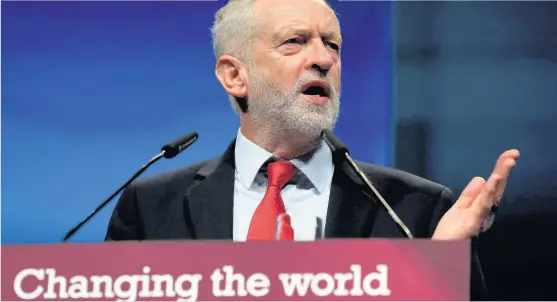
[503,149,520,160]
[455,177,486,208]
[492,150,519,200]
[493,149,519,173]
[494,158,516,201]
[471,173,502,217]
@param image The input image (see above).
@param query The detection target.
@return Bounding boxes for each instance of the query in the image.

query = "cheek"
[327,66,341,90]
[271,60,305,91]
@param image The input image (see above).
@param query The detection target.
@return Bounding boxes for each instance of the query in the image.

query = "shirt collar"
[234,128,333,193]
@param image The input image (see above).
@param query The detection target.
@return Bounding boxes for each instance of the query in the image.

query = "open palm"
[433,149,520,240]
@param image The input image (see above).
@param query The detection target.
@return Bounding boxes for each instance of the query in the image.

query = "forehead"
[253,0,341,40]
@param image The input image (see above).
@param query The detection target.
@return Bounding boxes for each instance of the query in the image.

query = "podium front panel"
[1,239,470,301]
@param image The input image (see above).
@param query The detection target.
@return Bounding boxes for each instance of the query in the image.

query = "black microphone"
[322,129,414,239]
[62,132,199,242]
[161,132,199,159]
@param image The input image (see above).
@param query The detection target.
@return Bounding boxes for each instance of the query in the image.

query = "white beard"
[247,67,340,143]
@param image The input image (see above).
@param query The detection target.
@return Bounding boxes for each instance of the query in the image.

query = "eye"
[284,36,306,45]
[325,41,340,52]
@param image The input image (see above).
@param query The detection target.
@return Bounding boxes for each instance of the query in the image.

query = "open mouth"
[301,82,330,98]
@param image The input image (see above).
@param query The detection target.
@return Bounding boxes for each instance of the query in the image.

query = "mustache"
[294,73,338,95]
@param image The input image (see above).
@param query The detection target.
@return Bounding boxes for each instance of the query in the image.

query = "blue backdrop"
[1,1,394,244]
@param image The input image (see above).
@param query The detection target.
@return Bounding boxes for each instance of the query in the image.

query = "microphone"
[162,132,199,159]
[322,129,414,239]
[62,132,199,242]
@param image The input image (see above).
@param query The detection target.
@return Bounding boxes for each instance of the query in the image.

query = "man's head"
[212,0,342,145]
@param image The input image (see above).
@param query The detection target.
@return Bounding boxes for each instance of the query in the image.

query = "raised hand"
[432,149,520,240]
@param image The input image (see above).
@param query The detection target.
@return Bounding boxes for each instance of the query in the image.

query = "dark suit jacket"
[106,140,489,300]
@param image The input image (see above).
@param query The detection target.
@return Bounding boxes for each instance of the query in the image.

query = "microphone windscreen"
[161,132,198,158]
[321,129,349,157]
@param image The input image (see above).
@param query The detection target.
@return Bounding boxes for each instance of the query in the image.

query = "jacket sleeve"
[105,185,144,241]
[429,187,490,301]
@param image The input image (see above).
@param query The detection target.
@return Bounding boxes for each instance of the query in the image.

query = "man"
[106,0,519,300]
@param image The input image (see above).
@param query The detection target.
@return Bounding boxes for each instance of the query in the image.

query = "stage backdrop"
[1,1,394,244]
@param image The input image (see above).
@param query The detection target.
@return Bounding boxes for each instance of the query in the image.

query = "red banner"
[1,239,469,301]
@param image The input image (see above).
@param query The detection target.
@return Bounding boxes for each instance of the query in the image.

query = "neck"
[240,121,321,159]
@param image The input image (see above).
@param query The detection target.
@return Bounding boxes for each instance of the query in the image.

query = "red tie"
[247,161,298,241]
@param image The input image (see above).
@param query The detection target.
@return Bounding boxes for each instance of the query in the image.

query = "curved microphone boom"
[322,129,414,239]
[62,132,199,242]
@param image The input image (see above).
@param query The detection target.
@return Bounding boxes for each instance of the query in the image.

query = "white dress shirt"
[233,129,335,241]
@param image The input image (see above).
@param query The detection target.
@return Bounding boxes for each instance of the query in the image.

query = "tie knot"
[266,161,298,189]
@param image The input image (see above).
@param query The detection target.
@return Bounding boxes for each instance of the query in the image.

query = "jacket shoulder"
[130,157,217,191]
[355,161,453,199]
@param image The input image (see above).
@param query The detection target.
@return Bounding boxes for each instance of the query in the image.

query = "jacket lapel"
[325,160,378,238]
[186,140,236,240]
[184,138,380,240]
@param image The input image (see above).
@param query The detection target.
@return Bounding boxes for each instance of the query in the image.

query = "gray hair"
[210,0,260,113]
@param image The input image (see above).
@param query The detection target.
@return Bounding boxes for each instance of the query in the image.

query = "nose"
[305,39,334,77]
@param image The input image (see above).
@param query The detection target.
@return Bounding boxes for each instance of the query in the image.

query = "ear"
[215,55,248,99]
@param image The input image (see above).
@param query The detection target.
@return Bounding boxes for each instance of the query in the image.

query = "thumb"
[454,177,486,208]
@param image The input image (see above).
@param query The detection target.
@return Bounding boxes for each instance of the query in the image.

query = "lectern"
[2,239,470,301]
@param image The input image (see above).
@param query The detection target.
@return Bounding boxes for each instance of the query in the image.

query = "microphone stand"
[62,151,166,242]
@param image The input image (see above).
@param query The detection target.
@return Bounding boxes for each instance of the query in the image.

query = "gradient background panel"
[1,1,394,243]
